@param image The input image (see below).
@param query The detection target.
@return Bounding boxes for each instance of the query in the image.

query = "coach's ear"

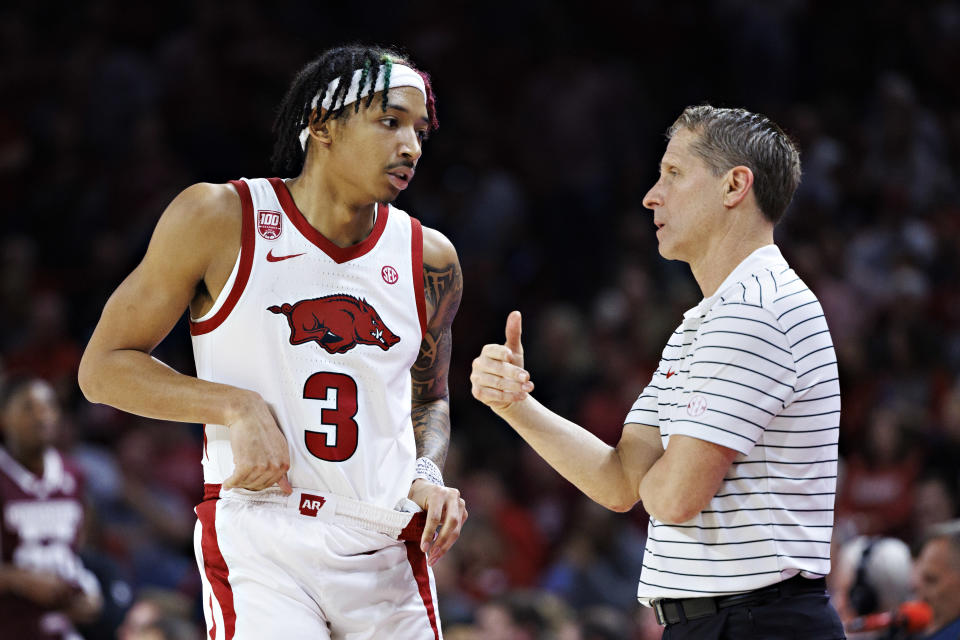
[722,165,754,209]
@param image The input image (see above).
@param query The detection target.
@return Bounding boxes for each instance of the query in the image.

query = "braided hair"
[271,45,439,174]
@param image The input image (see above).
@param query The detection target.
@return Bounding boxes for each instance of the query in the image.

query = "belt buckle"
[652,600,668,626]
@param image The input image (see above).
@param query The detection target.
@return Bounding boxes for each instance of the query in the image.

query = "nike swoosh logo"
[665,369,677,378]
[266,250,305,262]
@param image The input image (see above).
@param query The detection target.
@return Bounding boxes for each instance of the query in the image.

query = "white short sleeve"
[667,304,796,455]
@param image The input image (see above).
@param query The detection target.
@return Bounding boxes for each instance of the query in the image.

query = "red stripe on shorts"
[198,485,236,639]
[208,594,217,640]
[398,511,427,542]
[405,543,440,640]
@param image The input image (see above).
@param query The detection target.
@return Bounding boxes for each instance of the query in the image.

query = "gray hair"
[923,519,960,567]
[667,105,802,224]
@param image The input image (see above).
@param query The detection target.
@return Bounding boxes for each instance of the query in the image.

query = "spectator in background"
[540,498,645,612]
[471,590,576,640]
[914,521,960,639]
[912,474,959,544]
[831,536,914,634]
[123,618,200,640]
[577,605,642,640]
[117,588,201,640]
[0,377,102,639]
[3,291,82,399]
[837,407,921,539]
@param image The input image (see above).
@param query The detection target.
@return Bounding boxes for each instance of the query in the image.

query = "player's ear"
[722,165,754,209]
[308,108,334,148]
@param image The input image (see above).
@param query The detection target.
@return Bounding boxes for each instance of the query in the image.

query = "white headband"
[299,63,427,151]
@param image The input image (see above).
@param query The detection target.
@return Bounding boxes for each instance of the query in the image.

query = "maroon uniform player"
[0,378,102,639]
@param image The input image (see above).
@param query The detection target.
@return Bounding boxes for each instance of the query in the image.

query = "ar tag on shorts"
[299,493,327,517]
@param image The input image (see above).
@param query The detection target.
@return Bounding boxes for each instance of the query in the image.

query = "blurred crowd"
[2,0,960,638]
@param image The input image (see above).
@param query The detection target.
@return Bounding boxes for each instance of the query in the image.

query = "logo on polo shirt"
[299,494,327,517]
[687,395,708,417]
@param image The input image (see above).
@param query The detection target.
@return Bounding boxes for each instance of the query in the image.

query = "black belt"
[651,575,827,626]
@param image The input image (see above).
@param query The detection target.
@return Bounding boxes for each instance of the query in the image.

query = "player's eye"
[382,117,399,128]
[416,129,429,142]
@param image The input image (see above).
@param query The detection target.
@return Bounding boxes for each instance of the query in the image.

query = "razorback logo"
[299,494,327,517]
[268,294,400,354]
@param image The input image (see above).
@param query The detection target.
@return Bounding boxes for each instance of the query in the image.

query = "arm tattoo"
[411,398,450,468]
[410,259,462,469]
[411,326,451,397]
[423,263,457,313]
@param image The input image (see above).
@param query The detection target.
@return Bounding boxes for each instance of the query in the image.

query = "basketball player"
[0,377,103,639]
[472,106,845,639]
[79,46,465,639]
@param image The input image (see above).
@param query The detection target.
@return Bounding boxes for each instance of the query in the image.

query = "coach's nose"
[642,179,663,211]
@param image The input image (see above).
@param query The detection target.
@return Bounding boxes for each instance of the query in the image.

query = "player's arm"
[64,574,102,624]
[0,564,101,619]
[79,183,240,422]
[471,312,669,512]
[0,565,77,608]
[408,227,467,566]
[78,183,291,493]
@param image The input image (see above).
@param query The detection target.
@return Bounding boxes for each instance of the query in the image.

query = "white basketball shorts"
[194,484,442,640]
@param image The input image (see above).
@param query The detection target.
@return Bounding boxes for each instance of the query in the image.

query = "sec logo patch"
[687,395,708,417]
[382,265,399,284]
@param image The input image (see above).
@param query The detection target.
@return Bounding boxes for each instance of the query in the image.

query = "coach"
[471,105,845,639]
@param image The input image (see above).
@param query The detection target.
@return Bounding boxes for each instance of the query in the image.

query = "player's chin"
[378,186,401,203]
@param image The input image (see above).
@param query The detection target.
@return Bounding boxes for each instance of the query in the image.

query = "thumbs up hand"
[470,311,534,413]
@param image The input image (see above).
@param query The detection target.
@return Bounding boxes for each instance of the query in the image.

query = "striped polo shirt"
[626,244,839,602]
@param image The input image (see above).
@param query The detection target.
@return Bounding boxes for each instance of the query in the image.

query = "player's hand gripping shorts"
[194,485,442,640]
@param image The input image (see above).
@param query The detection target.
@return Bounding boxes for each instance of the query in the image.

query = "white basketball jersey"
[190,177,426,509]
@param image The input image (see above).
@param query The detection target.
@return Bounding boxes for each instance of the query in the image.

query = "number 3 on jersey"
[303,372,358,461]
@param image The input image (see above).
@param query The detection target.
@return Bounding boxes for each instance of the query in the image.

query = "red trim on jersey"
[268,177,388,264]
[202,425,208,460]
[197,491,236,639]
[411,217,428,338]
[190,180,256,336]
[405,543,441,640]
